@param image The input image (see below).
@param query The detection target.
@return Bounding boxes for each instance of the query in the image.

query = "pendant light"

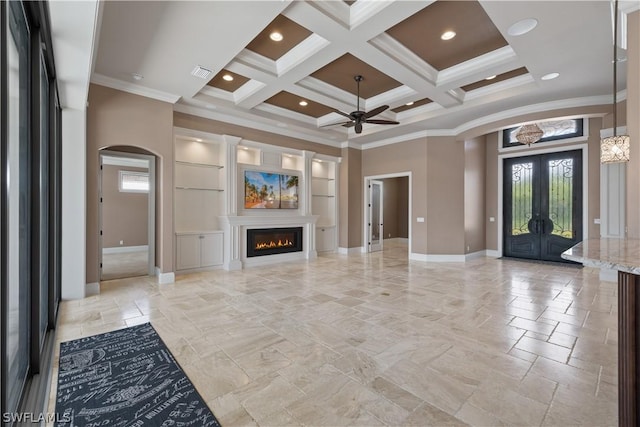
[515,123,544,145]
[600,0,630,163]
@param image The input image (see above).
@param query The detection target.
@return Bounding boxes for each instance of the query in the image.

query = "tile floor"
[49,241,618,426]
[101,249,149,281]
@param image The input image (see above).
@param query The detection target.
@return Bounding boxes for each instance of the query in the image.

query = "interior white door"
[369,180,384,252]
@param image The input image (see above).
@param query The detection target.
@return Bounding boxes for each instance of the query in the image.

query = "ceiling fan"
[323,75,399,134]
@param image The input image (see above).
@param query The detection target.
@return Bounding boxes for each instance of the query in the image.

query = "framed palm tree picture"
[244,170,299,209]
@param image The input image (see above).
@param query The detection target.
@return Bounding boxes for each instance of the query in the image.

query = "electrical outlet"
[119,240,124,245]
[388,233,391,237]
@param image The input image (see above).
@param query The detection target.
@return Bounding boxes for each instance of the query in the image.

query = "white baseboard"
[86,282,100,296]
[599,267,618,282]
[485,250,500,258]
[424,254,467,262]
[465,250,487,261]
[410,252,488,262]
[409,252,428,262]
[155,268,175,284]
[338,246,364,254]
[224,260,243,271]
[103,245,148,254]
[384,237,409,243]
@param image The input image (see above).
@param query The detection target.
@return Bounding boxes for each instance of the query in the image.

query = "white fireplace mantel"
[220,215,319,270]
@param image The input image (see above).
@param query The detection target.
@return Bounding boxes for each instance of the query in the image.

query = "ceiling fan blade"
[355,122,363,134]
[364,119,400,125]
[320,120,353,128]
[333,110,353,119]
[363,105,389,119]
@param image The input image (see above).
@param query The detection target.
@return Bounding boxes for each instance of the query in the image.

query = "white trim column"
[223,135,241,216]
[61,108,87,299]
[222,135,242,270]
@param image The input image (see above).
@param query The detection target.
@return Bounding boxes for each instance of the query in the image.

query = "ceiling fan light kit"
[323,75,399,134]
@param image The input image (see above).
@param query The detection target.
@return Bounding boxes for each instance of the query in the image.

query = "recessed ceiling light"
[222,74,234,82]
[132,73,144,81]
[270,31,283,42]
[405,101,414,106]
[195,138,203,142]
[541,72,560,80]
[485,75,497,80]
[299,100,308,107]
[240,146,249,150]
[508,18,538,36]
[440,30,456,41]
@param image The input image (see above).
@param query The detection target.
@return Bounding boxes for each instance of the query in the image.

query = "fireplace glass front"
[246,227,303,257]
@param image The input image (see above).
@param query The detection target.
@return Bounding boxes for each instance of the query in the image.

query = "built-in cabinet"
[312,159,337,252]
[174,137,225,270]
[173,130,341,270]
[176,232,224,270]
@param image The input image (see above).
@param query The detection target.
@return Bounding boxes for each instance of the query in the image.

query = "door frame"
[99,150,156,279]
[363,172,412,254]
[369,180,384,252]
[497,143,589,257]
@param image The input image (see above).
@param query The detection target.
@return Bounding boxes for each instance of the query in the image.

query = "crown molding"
[454,94,611,135]
[91,73,181,104]
[173,103,344,148]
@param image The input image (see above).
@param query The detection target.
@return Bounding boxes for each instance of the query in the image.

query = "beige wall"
[102,165,148,248]
[362,138,430,254]
[485,133,499,251]
[381,177,409,239]
[87,84,174,283]
[586,118,602,239]
[339,147,363,248]
[627,11,640,237]
[426,137,465,254]
[464,137,486,253]
[173,112,341,158]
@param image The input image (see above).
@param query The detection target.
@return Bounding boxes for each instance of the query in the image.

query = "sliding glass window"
[36,49,50,357]
[4,0,31,414]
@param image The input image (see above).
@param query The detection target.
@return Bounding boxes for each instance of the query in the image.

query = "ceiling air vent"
[191,65,212,79]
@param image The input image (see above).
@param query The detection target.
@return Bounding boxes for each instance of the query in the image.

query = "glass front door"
[503,150,583,262]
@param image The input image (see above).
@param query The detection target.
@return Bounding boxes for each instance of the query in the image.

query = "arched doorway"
[99,147,156,280]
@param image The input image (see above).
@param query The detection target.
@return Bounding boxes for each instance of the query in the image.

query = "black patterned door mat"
[55,323,220,426]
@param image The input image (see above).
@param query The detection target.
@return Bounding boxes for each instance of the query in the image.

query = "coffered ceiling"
[91,0,638,148]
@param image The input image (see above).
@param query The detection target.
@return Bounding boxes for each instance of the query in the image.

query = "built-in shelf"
[176,160,224,169]
[175,186,224,192]
[311,158,337,252]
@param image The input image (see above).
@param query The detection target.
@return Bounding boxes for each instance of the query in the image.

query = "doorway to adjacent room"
[99,150,156,280]
[364,173,411,255]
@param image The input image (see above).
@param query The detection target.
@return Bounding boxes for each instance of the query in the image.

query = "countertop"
[561,238,640,274]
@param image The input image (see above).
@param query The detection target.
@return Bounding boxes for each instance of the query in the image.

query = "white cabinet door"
[316,226,336,252]
[176,234,201,270]
[201,233,223,267]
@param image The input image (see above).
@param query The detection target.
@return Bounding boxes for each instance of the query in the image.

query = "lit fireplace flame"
[255,238,293,250]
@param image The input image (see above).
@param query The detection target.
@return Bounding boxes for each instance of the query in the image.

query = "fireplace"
[246,227,303,257]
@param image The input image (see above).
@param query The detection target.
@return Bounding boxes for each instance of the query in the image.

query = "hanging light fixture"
[515,123,544,145]
[601,0,630,163]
